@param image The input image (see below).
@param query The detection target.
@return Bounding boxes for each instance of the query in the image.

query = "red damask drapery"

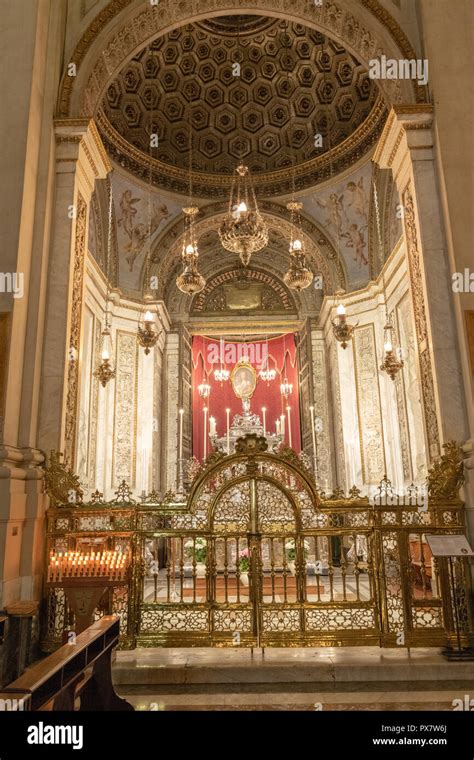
[192,334,301,461]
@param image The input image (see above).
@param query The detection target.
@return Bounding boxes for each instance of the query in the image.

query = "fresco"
[301,161,374,291]
[111,171,182,292]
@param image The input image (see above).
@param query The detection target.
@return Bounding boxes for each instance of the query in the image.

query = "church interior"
[0,0,474,722]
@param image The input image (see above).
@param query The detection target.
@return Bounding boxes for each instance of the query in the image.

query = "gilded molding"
[64,194,88,467]
[402,187,440,459]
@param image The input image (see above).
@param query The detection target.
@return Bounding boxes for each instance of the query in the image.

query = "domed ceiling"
[97,15,387,198]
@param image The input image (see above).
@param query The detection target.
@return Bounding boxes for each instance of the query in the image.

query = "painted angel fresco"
[342,223,368,267]
[316,192,347,235]
[117,189,170,271]
[346,177,368,223]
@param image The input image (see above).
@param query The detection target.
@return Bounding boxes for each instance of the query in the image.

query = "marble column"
[162,332,180,492]
[37,120,111,463]
[374,106,473,539]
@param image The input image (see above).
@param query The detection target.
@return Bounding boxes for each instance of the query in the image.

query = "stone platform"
[113,647,474,711]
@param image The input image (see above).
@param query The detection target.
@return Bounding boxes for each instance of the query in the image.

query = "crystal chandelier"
[280,378,293,398]
[380,313,404,380]
[259,337,276,382]
[213,338,229,383]
[219,164,268,267]
[176,206,206,295]
[283,201,313,291]
[331,290,357,349]
[198,379,211,399]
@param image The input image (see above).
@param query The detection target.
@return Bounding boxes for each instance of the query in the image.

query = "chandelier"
[280,378,293,398]
[283,201,313,291]
[198,379,211,399]
[214,338,230,383]
[218,163,268,267]
[331,290,357,349]
[380,314,404,380]
[176,206,206,295]
[259,337,276,383]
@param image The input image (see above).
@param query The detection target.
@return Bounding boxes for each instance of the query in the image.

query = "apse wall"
[320,240,427,495]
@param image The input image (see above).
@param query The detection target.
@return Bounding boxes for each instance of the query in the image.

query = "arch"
[59,0,426,123]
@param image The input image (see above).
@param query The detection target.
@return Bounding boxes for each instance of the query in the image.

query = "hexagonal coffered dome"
[97,15,386,198]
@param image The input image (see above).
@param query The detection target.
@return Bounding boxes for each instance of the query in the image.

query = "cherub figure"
[346,178,368,223]
[117,189,140,239]
[342,223,368,267]
[316,192,347,235]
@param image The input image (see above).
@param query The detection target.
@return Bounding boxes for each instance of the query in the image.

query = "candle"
[209,416,217,436]
[309,405,318,479]
[226,408,230,455]
[286,406,292,448]
[262,407,266,438]
[178,408,184,462]
[280,414,285,438]
[203,407,208,460]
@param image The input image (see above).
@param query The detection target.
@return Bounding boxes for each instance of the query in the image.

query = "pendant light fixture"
[177,97,205,295]
[94,180,116,388]
[280,335,293,398]
[137,106,161,355]
[218,19,268,267]
[373,178,404,380]
[259,336,276,383]
[213,337,230,383]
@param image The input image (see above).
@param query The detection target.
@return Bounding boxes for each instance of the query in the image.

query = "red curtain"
[192,334,301,461]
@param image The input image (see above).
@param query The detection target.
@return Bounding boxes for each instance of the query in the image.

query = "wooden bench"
[0,616,132,711]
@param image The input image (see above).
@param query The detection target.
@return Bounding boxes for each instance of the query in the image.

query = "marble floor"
[113,646,474,711]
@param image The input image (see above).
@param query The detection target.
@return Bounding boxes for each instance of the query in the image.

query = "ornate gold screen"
[43,438,472,650]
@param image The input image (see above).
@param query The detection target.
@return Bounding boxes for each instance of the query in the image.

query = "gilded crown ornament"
[219,163,268,267]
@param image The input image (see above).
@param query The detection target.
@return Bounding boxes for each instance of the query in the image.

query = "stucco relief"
[112,331,138,486]
[311,341,332,489]
[403,188,440,460]
[353,324,386,484]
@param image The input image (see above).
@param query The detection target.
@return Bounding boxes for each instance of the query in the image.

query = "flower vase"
[196,563,206,578]
[240,572,249,586]
[288,561,296,576]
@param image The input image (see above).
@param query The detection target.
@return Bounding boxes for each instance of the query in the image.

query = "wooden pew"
[0,616,132,711]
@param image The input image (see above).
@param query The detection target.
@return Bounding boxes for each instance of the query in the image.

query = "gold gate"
[43,438,472,650]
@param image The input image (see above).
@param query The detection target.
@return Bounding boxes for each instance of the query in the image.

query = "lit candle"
[226,408,230,455]
[262,407,266,438]
[203,407,208,460]
[337,303,346,317]
[144,310,154,323]
[286,406,292,448]
[178,408,184,463]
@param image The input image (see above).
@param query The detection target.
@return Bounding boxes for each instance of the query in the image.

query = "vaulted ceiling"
[97,15,386,198]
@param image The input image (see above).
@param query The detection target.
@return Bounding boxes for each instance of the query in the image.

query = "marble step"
[117,685,473,712]
[113,646,474,686]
